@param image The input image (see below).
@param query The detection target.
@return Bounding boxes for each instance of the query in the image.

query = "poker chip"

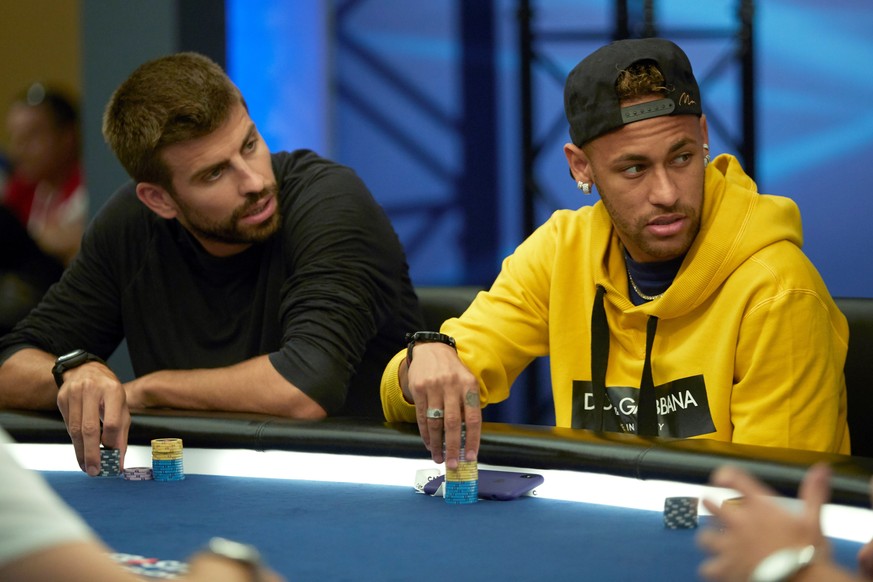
[151,438,185,481]
[109,553,188,578]
[444,423,478,505]
[663,496,699,529]
[123,467,154,481]
[100,447,122,477]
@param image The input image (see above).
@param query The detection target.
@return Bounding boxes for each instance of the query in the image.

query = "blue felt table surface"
[43,472,864,581]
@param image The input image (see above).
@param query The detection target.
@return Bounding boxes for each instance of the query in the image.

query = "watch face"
[58,349,88,367]
[208,537,261,565]
[750,546,816,582]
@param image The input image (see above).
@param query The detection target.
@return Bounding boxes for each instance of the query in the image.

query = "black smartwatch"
[405,331,456,364]
[52,349,107,389]
[749,545,816,582]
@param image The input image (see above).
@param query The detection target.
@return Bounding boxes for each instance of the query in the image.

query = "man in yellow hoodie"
[382,38,849,469]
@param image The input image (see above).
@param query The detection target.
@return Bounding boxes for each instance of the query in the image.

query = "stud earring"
[703,143,711,167]
[577,181,591,195]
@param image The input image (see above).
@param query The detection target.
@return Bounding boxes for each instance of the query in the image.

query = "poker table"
[3,409,873,581]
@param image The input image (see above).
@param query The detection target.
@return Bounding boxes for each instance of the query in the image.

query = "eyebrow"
[189,123,258,184]
[609,138,696,166]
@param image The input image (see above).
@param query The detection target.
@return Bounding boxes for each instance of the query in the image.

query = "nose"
[237,160,265,196]
[647,167,680,207]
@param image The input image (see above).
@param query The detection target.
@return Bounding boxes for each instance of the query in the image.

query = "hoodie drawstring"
[590,287,660,436]
[590,286,609,432]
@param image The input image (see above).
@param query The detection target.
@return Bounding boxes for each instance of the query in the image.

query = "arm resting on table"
[124,355,326,420]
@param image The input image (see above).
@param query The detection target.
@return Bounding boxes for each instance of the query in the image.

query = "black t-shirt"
[0,150,423,418]
[0,205,64,289]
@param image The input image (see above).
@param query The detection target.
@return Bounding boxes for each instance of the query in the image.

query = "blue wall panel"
[227,0,330,156]
[228,0,873,296]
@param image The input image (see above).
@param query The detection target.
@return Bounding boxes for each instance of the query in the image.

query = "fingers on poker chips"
[663,496,699,529]
[100,438,184,481]
[444,423,478,505]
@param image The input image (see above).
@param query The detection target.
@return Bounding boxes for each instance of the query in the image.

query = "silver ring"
[426,408,445,420]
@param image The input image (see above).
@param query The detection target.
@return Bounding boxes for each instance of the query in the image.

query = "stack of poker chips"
[444,423,478,504]
[122,467,154,481]
[151,438,185,481]
[99,447,122,477]
[663,496,699,529]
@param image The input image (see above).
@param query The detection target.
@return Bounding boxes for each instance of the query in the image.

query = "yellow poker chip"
[152,438,182,446]
[446,461,478,482]
[445,460,478,504]
[151,439,183,450]
[151,451,183,459]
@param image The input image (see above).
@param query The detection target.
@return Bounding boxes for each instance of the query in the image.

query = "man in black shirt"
[0,53,422,476]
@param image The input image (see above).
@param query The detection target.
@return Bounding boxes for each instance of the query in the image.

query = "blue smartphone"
[423,469,544,500]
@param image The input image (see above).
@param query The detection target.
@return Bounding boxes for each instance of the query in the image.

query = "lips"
[243,198,268,218]
[239,195,276,224]
[646,214,686,237]
[648,214,682,226]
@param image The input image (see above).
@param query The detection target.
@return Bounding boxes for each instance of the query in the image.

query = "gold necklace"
[627,268,664,301]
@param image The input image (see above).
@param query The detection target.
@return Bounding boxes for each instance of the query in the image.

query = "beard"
[174,184,282,246]
[600,194,701,262]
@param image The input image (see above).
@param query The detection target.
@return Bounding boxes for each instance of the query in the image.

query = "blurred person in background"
[3,83,87,266]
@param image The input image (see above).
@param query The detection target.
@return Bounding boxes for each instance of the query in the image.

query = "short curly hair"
[102,52,245,190]
[615,60,669,102]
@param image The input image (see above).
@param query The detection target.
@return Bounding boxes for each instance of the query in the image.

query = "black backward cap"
[564,38,702,146]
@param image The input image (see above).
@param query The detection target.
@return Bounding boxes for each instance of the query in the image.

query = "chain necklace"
[627,267,665,301]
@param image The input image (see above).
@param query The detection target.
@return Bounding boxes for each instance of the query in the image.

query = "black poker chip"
[663,496,699,529]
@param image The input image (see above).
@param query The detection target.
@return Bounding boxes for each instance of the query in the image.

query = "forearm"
[126,355,326,419]
[0,348,59,410]
[0,541,142,582]
[0,540,283,582]
[380,350,417,422]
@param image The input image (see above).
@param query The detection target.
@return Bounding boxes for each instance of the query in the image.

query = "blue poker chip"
[445,479,478,504]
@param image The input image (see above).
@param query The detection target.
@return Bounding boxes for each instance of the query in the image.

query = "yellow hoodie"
[382,154,850,454]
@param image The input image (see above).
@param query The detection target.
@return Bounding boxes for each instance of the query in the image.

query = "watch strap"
[405,331,457,364]
[749,545,816,582]
[53,351,107,389]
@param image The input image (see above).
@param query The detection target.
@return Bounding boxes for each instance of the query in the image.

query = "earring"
[577,181,591,195]
[703,143,711,167]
